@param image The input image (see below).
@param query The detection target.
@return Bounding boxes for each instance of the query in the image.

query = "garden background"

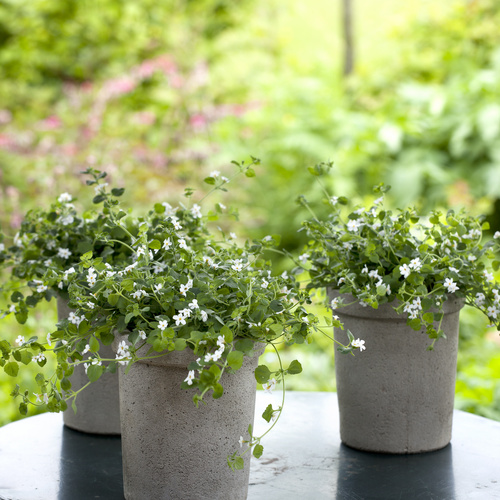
[1,0,499,425]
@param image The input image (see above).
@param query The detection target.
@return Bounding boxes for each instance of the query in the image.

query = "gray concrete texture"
[57,298,121,435]
[327,290,463,454]
[114,336,262,500]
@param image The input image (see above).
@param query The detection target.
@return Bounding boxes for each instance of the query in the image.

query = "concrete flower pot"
[327,290,463,454]
[57,298,121,435]
[114,339,261,500]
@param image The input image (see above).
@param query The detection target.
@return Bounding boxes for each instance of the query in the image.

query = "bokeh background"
[1,0,499,425]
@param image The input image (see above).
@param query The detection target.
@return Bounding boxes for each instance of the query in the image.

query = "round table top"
[0,392,499,499]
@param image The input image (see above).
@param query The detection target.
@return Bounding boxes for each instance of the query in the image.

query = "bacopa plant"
[0,159,344,469]
[297,162,500,350]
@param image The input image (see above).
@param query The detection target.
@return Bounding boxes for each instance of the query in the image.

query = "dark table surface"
[0,392,499,500]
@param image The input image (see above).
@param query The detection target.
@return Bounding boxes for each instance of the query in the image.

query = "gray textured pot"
[114,338,261,500]
[327,290,463,454]
[57,298,121,435]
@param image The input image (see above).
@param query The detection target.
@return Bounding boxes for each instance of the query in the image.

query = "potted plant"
[297,163,500,454]
[0,161,323,499]
[0,169,140,434]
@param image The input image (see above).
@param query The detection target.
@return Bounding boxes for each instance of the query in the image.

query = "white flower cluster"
[87,267,97,286]
[203,335,226,363]
[32,353,46,363]
[179,278,193,296]
[68,311,85,327]
[115,340,131,366]
[403,297,422,319]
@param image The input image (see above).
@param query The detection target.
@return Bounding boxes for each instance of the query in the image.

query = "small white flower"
[173,314,187,326]
[483,270,494,282]
[34,393,42,403]
[347,219,361,232]
[154,283,163,292]
[15,335,25,346]
[46,333,52,346]
[444,277,459,294]
[494,231,500,239]
[374,196,384,205]
[263,378,277,394]
[58,192,72,203]
[221,176,229,183]
[361,265,368,274]
[82,344,91,355]
[9,304,16,313]
[43,394,49,404]
[188,299,199,310]
[468,255,477,262]
[261,279,269,289]
[204,352,214,362]
[200,310,208,322]
[57,248,71,259]
[158,320,169,331]
[229,232,237,240]
[368,270,379,279]
[138,330,147,340]
[487,306,498,319]
[184,370,196,386]
[409,258,422,272]
[136,246,147,257]
[163,238,172,250]
[60,215,74,226]
[408,310,418,319]
[449,267,459,274]
[210,170,220,178]
[170,217,182,230]
[132,289,148,300]
[351,338,366,351]
[330,297,340,310]
[231,259,244,272]
[399,263,411,279]
[191,204,202,219]
[0,243,4,252]
[219,203,226,210]
[178,238,189,250]
[216,335,225,348]
[298,253,309,264]
[354,208,365,215]
[239,436,245,448]
[330,196,339,206]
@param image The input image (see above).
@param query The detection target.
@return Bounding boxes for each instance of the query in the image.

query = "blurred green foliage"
[1,0,500,425]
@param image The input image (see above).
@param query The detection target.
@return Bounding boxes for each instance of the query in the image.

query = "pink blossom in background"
[101,77,137,99]
[189,114,208,130]
[39,115,62,130]
[0,110,12,125]
[0,134,12,148]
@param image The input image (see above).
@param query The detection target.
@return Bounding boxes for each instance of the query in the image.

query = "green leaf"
[35,373,45,386]
[81,251,93,261]
[10,291,23,303]
[253,444,264,459]
[87,364,103,382]
[19,402,28,415]
[409,318,422,331]
[174,338,187,351]
[93,194,106,204]
[89,336,100,352]
[204,177,216,185]
[4,361,19,377]
[108,294,119,306]
[148,239,161,250]
[154,203,166,213]
[227,350,243,370]
[221,325,233,343]
[212,383,224,399]
[287,360,302,375]
[229,456,244,470]
[61,377,72,391]
[422,312,434,323]
[262,403,274,423]
[111,188,125,197]
[255,364,271,384]
[245,168,256,178]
